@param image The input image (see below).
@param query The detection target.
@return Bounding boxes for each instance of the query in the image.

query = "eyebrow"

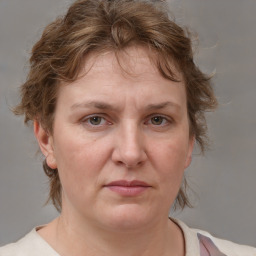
[71,100,180,111]
[71,101,117,111]
[145,101,181,111]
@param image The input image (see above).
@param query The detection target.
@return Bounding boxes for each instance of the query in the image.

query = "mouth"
[103,180,152,196]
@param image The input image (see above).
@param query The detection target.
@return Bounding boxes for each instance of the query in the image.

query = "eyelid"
[145,114,173,125]
[79,113,173,126]
[80,114,112,126]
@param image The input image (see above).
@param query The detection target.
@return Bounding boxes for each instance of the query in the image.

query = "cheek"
[150,137,189,185]
[146,137,189,209]
[53,133,111,194]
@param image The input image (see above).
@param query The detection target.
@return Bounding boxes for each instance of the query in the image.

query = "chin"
[102,204,157,231]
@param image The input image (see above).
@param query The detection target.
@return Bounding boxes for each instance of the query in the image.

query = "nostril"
[116,155,146,169]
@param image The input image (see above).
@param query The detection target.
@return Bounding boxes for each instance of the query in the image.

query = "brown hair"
[14,0,217,212]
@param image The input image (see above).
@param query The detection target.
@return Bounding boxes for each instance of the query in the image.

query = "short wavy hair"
[14,0,217,212]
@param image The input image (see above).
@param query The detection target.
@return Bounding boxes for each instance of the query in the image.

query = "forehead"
[58,46,187,112]
[78,46,183,82]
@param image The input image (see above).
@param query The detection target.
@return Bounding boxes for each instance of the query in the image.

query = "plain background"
[0,0,255,247]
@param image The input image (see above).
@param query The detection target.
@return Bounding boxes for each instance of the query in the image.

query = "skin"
[35,46,194,256]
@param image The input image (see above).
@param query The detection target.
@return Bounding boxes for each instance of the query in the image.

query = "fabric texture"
[0,219,255,256]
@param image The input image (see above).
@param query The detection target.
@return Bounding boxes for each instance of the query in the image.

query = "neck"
[38,213,185,256]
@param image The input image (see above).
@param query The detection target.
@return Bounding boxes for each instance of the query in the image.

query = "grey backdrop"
[0,0,255,247]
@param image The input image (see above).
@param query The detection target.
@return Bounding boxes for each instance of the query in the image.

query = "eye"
[81,115,109,127]
[148,116,169,126]
[150,116,166,125]
[88,116,105,126]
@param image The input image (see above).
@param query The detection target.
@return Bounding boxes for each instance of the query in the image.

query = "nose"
[111,121,147,169]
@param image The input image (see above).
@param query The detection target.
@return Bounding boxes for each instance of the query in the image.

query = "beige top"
[0,219,255,256]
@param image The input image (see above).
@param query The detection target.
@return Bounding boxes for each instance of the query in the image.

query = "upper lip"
[104,180,151,187]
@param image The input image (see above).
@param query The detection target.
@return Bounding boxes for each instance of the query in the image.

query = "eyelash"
[81,115,110,127]
[145,115,171,126]
[80,114,172,128]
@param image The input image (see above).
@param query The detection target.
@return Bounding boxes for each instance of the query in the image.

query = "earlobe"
[184,136,195,169]
[34,121,57,169]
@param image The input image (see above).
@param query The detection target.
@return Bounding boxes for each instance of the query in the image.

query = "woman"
[0,0,255,255]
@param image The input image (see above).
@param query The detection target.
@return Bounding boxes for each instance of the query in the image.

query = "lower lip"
[105,186,149,196]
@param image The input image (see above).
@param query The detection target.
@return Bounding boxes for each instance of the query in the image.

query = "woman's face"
[37,46,194,231]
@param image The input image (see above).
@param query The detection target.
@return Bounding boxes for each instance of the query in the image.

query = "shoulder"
[0,229,36,256]
[174,219,256,256]
[195,229,256,256]
[0,228,59,256]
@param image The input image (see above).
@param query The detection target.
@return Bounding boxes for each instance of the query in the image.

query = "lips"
[104,180,151,196]
[106,180,151,187]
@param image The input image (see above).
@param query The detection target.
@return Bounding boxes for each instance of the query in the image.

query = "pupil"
[90,116,101,125]
[152,116,163,125]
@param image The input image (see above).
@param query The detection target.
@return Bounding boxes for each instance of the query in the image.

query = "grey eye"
[89,116,102,125]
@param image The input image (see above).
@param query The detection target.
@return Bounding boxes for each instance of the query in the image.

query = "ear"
[184,136,195,169]
[34,121,57,169]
